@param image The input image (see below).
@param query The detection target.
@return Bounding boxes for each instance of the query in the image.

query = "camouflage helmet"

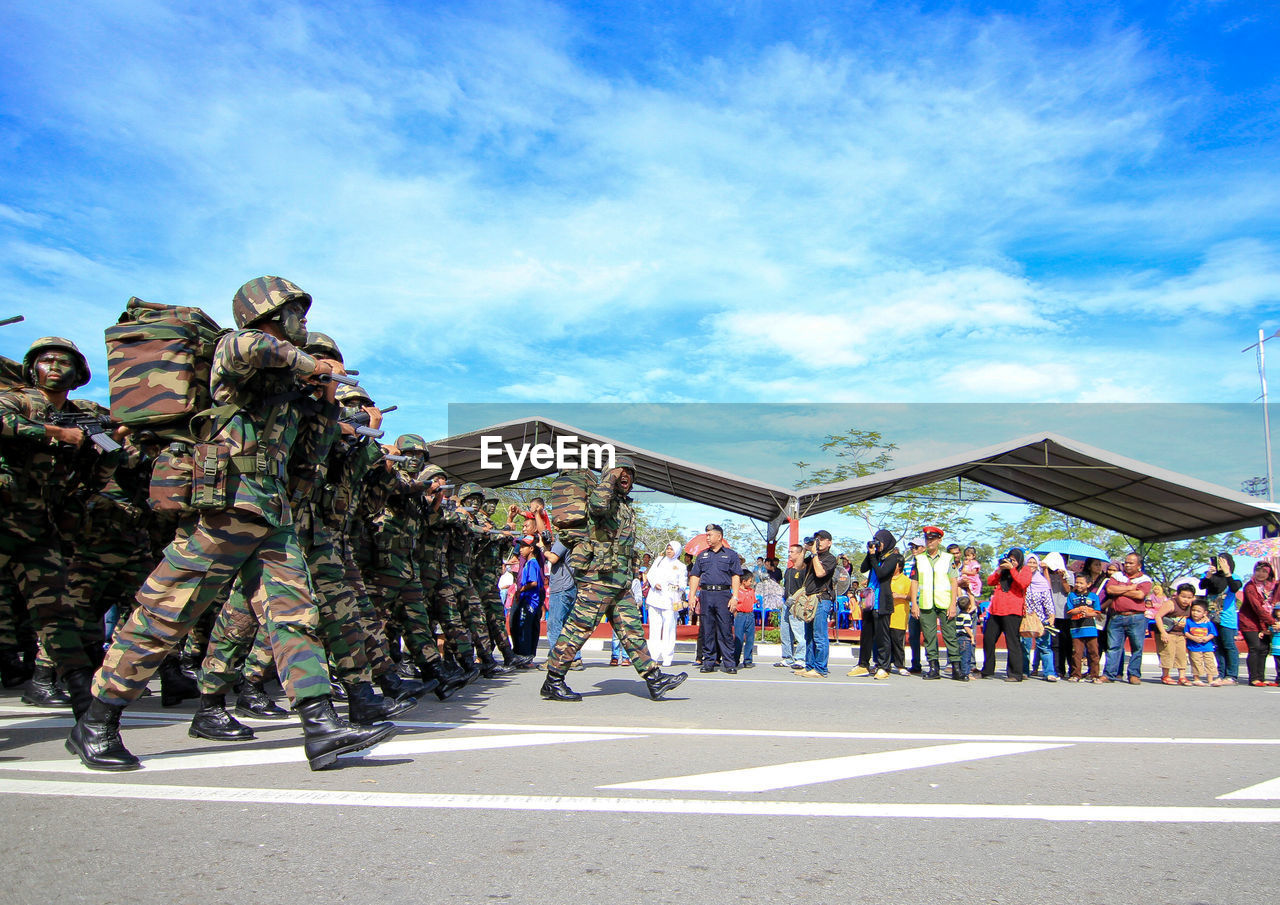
[458,482,485,503]
[232,276,312,329]
[483,488,500,503]
[334,382,373,407]
[23,336,91,390]
[615,454,637,474]
[419,463,447,483]
[395,433,427,452]
[303,331,343,364]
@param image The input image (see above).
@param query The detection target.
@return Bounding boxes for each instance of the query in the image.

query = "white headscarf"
[646,539,687,606]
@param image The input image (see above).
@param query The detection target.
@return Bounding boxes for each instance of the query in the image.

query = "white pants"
[648,607,678,665]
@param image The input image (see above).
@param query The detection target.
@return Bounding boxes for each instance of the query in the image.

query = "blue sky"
[3,0,1280,531]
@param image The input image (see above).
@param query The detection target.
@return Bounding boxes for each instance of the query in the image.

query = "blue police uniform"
[691,545,743,671]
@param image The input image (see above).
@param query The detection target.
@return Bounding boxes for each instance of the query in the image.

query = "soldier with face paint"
[1,336,120,717]
[68,276,394,772]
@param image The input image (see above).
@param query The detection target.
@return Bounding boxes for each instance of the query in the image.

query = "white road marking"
[1219,775,1280,800]
[691,677,889,686]
[0,732,638,774]
[601,742,1069,792]
[0,778,1276,822]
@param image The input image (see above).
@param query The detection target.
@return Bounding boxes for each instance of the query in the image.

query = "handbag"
[788,591,819,624]
[1019,611,1045,638]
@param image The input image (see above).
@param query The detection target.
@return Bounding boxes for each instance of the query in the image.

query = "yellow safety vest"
[914,552,954,611]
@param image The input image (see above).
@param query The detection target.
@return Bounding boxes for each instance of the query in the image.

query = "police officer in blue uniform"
[688,524,743,674]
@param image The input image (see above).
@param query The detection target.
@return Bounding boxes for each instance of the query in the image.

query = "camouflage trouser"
[424,563,473,662]
[341,530,395,678]
[477,576,514,659]
[243,626,274,684]
[66,531,155,667]
[368,556,446,670]
[179,604,219,665]
[445,572,489,658]
[547,572,655,676]
[201,515,374,694]
[94,510,329,706]
[0,574,35,660]
[0,515,92,673]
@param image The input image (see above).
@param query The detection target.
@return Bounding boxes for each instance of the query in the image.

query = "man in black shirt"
[798,529,838,678]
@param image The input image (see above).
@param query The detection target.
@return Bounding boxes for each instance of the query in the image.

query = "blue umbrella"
[1029,539,1112,561]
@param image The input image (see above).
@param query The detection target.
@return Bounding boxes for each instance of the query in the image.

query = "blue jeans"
[778,608,805,665]
[804,598,834,676]
[958,635,975,676]
[546,587,581,662]
[611,632,624,660]
[1215,624,1240,679]
[1104,613,1147,679]
[1033,632,1056,678]
[733,611,756,665]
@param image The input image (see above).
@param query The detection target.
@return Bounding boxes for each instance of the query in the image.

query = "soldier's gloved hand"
[46,424,86,447]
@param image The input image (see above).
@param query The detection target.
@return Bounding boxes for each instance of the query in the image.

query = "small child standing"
[1065,574,1103,682]
[954,596,977,681]
[960,547,983,601]
[1185,601,1221,686]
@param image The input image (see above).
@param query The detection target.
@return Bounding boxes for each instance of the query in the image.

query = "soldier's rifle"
[340,404,397,440]
[46,410,122,454]
[0,315,23,327]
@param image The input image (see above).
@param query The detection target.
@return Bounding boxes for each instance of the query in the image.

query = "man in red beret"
[909,526,962,680]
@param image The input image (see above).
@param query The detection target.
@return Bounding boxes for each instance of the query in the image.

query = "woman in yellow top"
[879,561,912,678]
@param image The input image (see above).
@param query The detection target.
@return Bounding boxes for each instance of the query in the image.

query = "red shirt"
[734,586,756,613]
[1239,579,1280,633]
[986,565,1033,617]
[1102,571,1152,615]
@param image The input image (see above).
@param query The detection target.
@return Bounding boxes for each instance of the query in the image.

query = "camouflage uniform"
[544,468,655,676]
[440,485,506,672]
[473,497,518,664]
[0,339,118,702]
[93,296,333,707]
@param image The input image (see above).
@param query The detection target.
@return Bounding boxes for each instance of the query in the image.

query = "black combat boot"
[329,677,348,701]
[378,668,431,702]
[419,658,466,701]
[160,655,199,707]
[298,696,396,771]
[346,681,416,725]
[21,664,71,707]
[62,667,96,721]
[540,668,582,702]
[451,653,481,686]
[950,664,964,681]
[189,694,256,741]
[396,657,420,680]
[234,680,290,719]
[178,651,201,684]
[923,659,942,680]
[0,648,31,688]
[477,647,514,678]
[65,698,140,771]
[645,669,689,701]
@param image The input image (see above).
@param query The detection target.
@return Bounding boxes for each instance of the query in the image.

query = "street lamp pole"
[1243,328,1279,502]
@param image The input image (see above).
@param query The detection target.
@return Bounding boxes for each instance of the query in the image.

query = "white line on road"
[1,778,1277,822]
[690,677,889,686]
[601,742,1069,792]
[0,732,639,774]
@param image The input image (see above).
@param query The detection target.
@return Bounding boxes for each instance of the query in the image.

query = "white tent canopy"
[428,421,1280,544]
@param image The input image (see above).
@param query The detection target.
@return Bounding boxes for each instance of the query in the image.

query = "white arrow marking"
[1219,775,1280,800]
[0,732,639,775]
[601,742,1070,792]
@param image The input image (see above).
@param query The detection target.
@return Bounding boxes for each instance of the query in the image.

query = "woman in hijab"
[1023,553,1059,681]
[646,539,687,668]
[981,547,1033,681]
[1200,552,1243,683]
[1239,560,1280,686]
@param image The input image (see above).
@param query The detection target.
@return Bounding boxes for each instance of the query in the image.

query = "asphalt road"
[2,644,1278,905]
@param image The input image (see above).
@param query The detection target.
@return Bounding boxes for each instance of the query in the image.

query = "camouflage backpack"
[104,297,229,432]
[0,355,24,390]
[550,468,595,529]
